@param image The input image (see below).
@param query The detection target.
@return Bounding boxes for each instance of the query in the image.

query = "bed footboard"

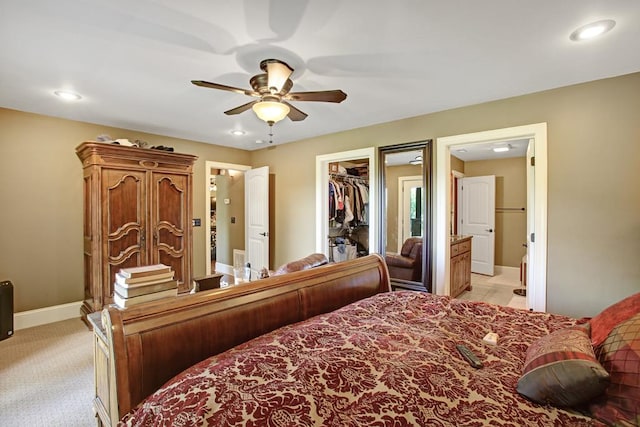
[100,254,390,423]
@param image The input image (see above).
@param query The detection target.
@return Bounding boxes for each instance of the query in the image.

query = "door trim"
[435,123,547,312]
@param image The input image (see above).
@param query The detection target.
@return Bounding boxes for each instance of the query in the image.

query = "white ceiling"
[1,1,639,151]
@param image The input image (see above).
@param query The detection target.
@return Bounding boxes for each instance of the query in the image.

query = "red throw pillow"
[590,313,640,426]
[590,292,640,347]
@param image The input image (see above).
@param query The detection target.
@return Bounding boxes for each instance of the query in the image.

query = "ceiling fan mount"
[192,58,347,124]
[248,73,293,98]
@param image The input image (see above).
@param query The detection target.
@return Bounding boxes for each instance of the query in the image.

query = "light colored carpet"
[0,318,95,426]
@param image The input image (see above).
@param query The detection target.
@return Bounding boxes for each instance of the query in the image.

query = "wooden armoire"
[76,142,197,322]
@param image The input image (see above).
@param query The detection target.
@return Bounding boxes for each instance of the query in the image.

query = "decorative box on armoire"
[76,142,197,323]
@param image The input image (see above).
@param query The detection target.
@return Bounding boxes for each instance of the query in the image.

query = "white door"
[398,176,423,251]
[245,166,269,277]
[460,175,495,275]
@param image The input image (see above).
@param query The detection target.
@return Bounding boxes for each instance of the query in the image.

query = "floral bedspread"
[121,292,603,426]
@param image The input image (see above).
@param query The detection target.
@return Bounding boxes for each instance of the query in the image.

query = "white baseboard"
[215,262,233,276]
[14,301,82,331]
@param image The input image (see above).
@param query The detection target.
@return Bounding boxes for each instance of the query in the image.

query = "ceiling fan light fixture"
[261,59,293,94]
[409,155,423,165]
[252,101,290,124]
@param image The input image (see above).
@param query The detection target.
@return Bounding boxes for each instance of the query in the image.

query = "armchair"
[385,237,423,282]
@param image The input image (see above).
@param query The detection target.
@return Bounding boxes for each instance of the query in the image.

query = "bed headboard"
[102,254,391,420]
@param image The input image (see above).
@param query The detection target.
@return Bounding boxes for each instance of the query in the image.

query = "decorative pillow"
[590,292,640,347]
[273,253,328,276]
[590,313,640,427]
[517,326,610,407]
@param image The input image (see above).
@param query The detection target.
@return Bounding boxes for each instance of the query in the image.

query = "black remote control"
[456,344,483,369]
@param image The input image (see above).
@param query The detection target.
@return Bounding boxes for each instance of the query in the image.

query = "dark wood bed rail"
[102,254,391,420]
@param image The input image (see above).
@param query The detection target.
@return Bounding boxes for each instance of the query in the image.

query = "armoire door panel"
[151,173,189,290]
[103,169,147,297]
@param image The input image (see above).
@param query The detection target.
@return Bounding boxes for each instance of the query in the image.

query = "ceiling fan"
[192,59,347,126]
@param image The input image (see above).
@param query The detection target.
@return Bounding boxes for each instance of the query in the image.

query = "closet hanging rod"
[495,207,525,211]
[329,172,367,181]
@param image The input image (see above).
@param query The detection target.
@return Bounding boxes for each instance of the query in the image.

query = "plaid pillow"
[590,292,640,347]
[590,313,640,427]
[517,326,610,407]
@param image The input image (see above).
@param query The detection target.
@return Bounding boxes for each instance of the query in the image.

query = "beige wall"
[252,72,640,318]
[464,157,527,268]
[2,72,640,318]
[450,155,465,173]
[384,164,423,253]
[0,108,249,312]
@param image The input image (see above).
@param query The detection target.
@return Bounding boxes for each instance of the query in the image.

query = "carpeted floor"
[0,318,95,426]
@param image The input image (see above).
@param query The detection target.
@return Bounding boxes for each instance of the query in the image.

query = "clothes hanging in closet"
[329,177,369,227]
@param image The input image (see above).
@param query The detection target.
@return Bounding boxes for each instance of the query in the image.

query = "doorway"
[315,148,378,259]
[435,123,547,312]
[205,161,251,276]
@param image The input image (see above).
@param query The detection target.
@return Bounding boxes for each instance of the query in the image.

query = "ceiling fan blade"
[284,89,347,103]
[224,100,259,115]
[283,102,308,121]
[261,59,293,94]
[191,80,259,98]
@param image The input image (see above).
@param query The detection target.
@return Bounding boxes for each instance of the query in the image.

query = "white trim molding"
[14,301,83,330]
[435,123,547,312]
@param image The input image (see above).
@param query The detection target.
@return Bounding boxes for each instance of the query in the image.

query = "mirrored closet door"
[379,141,432,292]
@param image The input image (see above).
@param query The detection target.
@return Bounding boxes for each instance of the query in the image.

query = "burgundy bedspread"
[121,292,603,426]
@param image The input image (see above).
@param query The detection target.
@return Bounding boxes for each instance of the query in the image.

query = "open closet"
[327,159,370,262]
[315,147,378,263]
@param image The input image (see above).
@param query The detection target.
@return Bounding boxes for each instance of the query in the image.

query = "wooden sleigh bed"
[94,254,639,426]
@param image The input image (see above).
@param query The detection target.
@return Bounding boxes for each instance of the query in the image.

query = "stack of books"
[113,264,177,308]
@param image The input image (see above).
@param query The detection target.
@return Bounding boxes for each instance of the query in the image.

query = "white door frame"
[315,148,378,257]
[435,123,547,312]
[205,161,251,275]
[397,175,422,252]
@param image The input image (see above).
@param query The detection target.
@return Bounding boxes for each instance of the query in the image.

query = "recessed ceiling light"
[255,139,265,144]
[570,20,616,41]
[230,129,245,136]
[54,90,82,101]
[493,146,509,153]
[456,148,467,153]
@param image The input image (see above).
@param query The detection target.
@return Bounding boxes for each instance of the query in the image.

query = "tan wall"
[464,157,527,268]
[252,72,640,318]
[2,72,640,318]
[0,108,249,312]
[450,155,465,173]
